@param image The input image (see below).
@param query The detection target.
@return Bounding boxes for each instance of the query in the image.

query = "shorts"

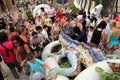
[30,72,44,80]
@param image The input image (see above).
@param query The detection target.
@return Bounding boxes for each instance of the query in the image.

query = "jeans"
[5,60,22,79]
[30,71,44,80]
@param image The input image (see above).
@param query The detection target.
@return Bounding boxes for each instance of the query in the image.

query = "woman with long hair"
[12,35,31,63]
[105,20,120,54]
[18,26,30,43]
[0,32,21,79]
[90,21,107,48]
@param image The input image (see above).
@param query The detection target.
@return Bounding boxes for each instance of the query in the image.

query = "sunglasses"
[13,41,19,45]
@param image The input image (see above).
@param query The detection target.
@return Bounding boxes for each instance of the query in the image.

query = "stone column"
[0,6,2,16]
[3,0,18,11]
[69,0,73,7]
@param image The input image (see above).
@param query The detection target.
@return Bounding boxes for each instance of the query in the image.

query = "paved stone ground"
[0,9,30,80]
[0,1,120,80]
[0,4,36,80]
[1,61,29,80]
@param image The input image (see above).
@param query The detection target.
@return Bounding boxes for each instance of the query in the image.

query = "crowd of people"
[0,4,120,80]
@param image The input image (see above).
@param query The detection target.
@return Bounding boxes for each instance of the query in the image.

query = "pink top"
[47,8,55,17]
[0,41,16,62]
[8,33,16,41]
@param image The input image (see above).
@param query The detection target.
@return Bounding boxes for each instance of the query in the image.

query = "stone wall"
[0,0,18,15]
[52,0,74,8]
[0,6,2,16]
[3,0,18,11]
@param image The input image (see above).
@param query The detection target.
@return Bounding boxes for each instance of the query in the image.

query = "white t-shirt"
[41,29,48,39]
[36,20,42,26]
[90,22,95,27]
[77,15,83,23]
[87,31,93,42]
[86,18,90,26]
[96,18,103,26]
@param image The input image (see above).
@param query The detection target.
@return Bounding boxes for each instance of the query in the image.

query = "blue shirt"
[27,58,44,72]
[109,30,120,45]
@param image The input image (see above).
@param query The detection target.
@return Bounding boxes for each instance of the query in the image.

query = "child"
[87,26,94,45]
[21,53,52,80]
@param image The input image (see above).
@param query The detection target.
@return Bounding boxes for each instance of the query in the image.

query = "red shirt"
[114,16,119,21]
[56,11,63,19]
[0,41,16,62]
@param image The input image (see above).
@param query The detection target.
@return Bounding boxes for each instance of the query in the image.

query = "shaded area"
[51,44,62,53]
[12,0,15,5]
[101,0,116,14]
[0,0,6,12]
[59,57,72,68]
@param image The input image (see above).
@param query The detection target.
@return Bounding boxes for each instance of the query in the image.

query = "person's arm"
[30,38,33,45]
[35,20,37,25]
[46,38,51,43]
[20,59,27,67]
[44,33,51,42]
[43,63,52,71]
[37,59,52,71]
[51,24,55,32]
[41,35,45,42]
[13,48,18,55]
[106,32,110,44]
[40,39,44,45]
[41,17,44,25]
[19,35,28,43]
[30,39,35,49]
[101,32,106,43]
[38,36,44,48]
[24,44,31,54]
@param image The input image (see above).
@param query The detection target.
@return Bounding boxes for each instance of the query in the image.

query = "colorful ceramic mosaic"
[59,32,105,67]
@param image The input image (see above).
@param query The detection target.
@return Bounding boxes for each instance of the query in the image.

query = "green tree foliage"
[26,9,32,18]
[71,3,79,12]
[96,67,120,80]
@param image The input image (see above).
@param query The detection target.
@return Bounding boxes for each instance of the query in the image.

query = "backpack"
[0,44,14,58]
